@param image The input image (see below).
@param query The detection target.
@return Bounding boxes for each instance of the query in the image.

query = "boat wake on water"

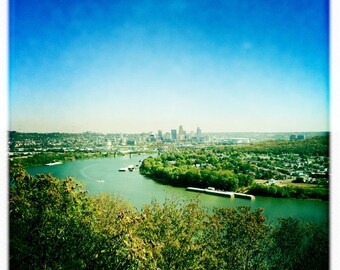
[79,165,105,184]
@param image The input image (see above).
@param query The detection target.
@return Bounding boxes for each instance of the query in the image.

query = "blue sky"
[9,0,329,133]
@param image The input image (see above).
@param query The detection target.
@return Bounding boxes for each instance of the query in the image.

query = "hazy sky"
[9,0,329,133]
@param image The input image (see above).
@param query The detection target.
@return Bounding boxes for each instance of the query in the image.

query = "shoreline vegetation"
[9,151,153,168]
[10,166,328,269]
[246,183,328,200]
[142,174,328,201]
[139,136,329,201]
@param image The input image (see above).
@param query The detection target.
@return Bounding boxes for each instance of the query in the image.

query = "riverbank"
[141,171,328,201]
[244,184,328,201]
[10,151,154,169]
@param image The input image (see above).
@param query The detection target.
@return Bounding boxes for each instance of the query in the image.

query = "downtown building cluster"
[149,126,203,142]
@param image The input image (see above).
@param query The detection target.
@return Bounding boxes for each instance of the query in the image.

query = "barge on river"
[186,187,255,200]
[46,161,63,166]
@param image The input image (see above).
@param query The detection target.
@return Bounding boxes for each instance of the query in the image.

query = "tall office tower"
[165,132,171,140]
[158,130,163,140]
[171,129,177,141]
[196,127,202,138]
[178,125,184,141]
[183,131,188,140]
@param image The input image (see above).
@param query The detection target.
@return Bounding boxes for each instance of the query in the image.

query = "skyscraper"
[196,127,202,138]
[171,129,177,141]
[158,130,163,140]
[178,125,184,141]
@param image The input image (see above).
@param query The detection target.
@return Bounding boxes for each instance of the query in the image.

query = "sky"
[9,0,329,133]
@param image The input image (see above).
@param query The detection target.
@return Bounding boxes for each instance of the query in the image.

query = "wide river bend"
[26,155,329,223]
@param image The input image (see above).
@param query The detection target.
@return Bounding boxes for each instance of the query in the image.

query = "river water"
[26,154,329,223]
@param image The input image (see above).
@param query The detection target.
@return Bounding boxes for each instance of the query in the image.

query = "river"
[26,154,329,223]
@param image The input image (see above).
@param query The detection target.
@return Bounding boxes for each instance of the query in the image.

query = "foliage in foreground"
[10,166,329,269]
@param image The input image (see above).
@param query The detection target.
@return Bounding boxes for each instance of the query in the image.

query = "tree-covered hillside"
[139,136,329,199]
[235,136,329,156]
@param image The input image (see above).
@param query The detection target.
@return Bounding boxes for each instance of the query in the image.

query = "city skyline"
[9,0,329,133]
[8,125,327,136]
